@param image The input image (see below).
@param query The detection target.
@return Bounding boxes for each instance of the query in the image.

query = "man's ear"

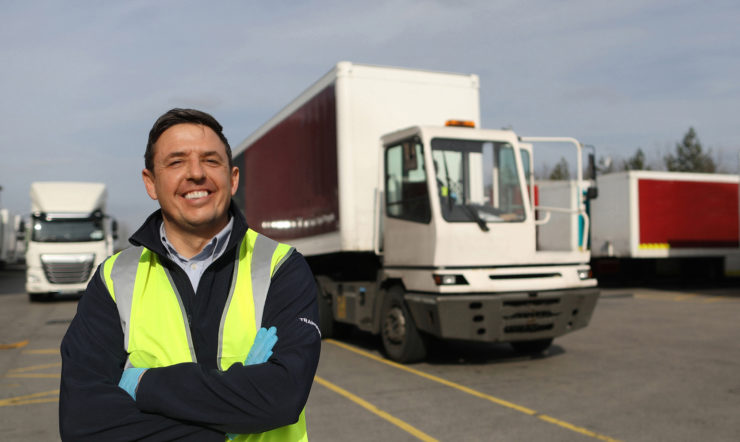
[142,168,158,201]
[230,166,239,196]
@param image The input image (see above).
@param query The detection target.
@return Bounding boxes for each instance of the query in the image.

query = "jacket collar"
[128,201,249,258]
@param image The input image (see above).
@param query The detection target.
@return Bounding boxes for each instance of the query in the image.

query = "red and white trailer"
[589,170,740,279]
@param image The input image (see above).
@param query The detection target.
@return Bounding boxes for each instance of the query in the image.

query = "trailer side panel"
[237,85,339,240]
[638,178,739,248]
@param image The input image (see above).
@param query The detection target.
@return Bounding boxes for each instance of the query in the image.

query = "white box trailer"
[0,208,22,267]
[235,61,481,256]
[233,62,599,362]
[590,170,740,279]
[25,182,118,301]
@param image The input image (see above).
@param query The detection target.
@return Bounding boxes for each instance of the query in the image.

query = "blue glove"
[227,327,278,440]
[245,326,278,365]
[118,367,147,400]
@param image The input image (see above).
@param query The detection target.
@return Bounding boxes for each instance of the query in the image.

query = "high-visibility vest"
[102,228,308,442]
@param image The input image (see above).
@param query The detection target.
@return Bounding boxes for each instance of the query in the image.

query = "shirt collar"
[159,217,234,264]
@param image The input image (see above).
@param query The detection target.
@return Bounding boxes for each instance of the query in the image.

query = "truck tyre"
[510,338,553,354]
[381,286,426,363]
[28,293,46,302]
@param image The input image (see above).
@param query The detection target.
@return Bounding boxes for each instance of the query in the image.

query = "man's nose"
[186,157,206,180]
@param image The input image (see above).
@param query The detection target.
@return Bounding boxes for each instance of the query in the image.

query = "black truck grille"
[502,298,560,335]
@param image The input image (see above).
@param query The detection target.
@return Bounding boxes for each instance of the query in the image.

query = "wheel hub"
[383,306,406,344]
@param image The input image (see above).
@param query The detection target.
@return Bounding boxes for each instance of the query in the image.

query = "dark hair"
[145,108,232,172]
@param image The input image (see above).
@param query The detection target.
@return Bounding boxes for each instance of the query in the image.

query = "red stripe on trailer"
[638,178,739,248]
[242,85,339,240]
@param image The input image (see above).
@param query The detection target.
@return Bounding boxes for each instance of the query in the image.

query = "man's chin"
[183,216,229,233]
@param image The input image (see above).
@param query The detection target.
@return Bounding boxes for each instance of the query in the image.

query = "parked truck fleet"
[231,62,600,362]
[4,62,734,359]
[25,181,117,301]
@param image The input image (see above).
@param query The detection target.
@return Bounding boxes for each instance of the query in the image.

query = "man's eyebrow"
[161,151,224,161]
[163,151,187,161]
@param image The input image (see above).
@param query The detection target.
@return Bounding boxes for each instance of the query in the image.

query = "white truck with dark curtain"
[25,182,117,301]
[232,62,600,362]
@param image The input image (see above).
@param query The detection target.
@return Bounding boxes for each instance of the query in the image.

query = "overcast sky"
[1,0,738,235]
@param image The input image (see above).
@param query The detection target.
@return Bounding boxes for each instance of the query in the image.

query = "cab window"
[385,138,431,223]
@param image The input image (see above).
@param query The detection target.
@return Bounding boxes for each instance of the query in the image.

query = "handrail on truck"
[534,205,590,252]
[520,136,590,251]
[373,188,383,256]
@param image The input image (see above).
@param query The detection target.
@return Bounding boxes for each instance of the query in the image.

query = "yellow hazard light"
[445,120,475,128]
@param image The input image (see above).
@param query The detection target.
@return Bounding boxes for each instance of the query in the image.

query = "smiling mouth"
[184,190,209,200]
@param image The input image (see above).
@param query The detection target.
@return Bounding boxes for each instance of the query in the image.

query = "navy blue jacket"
[59,205,321,441]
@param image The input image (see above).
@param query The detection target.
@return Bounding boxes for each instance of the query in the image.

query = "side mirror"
[587,153,598,200]
[588,153,597,180]
[16,220,26,241]
[402,140,418,172]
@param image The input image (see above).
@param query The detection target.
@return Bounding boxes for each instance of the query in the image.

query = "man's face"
[142,123,238,237]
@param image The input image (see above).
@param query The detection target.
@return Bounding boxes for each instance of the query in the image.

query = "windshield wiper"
[441,152,454,212]
[462,204,489,232]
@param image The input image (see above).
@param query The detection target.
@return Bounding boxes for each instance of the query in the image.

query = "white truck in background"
[25,182,117,301]
[0,209,24,267]
[233,62,600,362]
[0,185,24,268]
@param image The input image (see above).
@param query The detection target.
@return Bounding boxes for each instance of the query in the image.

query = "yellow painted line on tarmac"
[6,362,61,378]
[701,297,724,303]
[633,293,662,299]
[636,292,736,303]
[314,375,437,442]
[23,348,59,355]
[537,414,618,441]
[6,373,61,379]
[8,362,61,373]
[0,340,29,350]
[326,339,620,442]
[0,389,59,407]
[327,339,536,414]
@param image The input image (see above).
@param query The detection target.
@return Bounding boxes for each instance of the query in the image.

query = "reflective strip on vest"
[103,229,305,441]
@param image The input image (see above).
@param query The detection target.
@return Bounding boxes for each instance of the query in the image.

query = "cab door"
[382,137,436,267]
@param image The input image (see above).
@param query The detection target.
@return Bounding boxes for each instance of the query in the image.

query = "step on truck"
[25,182,118,301]
[232,62,600,362]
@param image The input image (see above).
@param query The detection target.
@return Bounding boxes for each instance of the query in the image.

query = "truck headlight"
[432,274,468,285]
[577,269,592,280]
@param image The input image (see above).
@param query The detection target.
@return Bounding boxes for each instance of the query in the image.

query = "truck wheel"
[510,338,553,354]
[28,293,46,302]
[381,286,426,363]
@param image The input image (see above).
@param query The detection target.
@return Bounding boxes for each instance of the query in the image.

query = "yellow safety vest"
[102,228,308,442]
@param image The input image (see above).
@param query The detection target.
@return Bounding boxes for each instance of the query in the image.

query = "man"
[59,108,321,441]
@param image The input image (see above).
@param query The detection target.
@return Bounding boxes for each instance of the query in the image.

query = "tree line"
[546,127,719,180]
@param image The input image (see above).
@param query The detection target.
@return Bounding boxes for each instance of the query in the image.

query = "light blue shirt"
[159,218,233,292]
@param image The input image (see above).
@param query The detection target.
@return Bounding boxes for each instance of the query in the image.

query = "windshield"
[32,217,105,242]
[431,138,526,223]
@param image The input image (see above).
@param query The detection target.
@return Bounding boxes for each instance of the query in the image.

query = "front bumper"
[404,287,599,342]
